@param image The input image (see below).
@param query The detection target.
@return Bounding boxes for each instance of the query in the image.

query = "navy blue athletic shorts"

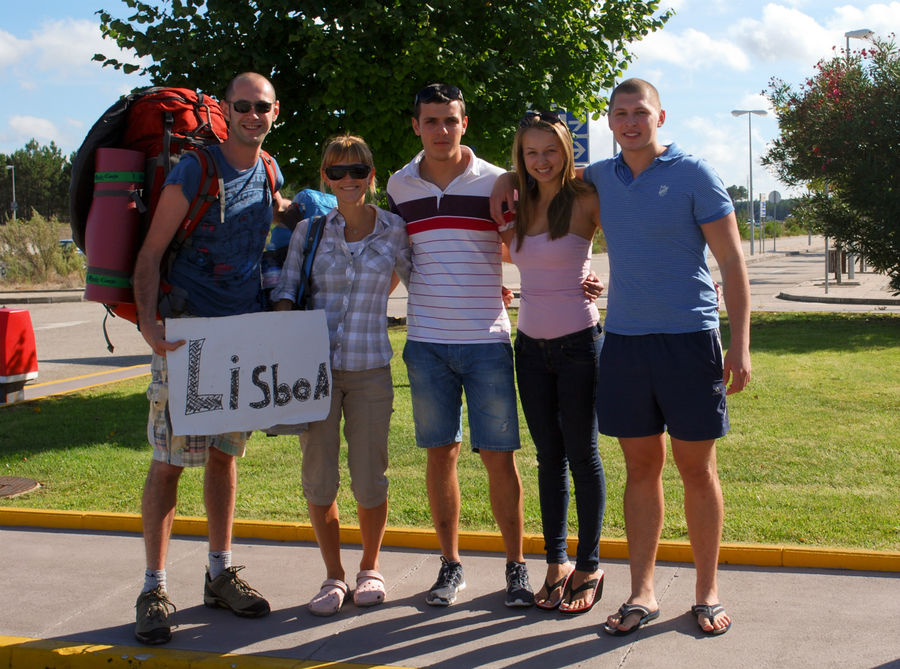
[595,330,729,442]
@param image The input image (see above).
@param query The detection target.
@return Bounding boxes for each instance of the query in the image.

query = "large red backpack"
[69,87,276,347]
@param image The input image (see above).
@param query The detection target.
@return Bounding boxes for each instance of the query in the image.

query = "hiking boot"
[134,586,176,645]
[203,566,270,617]
[426,556,466,606]
[505,560,534,607]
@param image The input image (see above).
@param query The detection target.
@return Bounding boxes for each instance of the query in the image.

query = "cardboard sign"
[165,310,332,436]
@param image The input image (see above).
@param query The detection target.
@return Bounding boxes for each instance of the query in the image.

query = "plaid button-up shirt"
[274,206,411,371]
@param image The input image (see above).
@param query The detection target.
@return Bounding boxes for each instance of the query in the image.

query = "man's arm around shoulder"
[133,184,190,355]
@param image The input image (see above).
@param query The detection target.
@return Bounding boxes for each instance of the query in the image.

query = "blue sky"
[2,1,898,198]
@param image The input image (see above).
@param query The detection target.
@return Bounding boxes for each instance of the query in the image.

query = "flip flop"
[603,602,660,635]
[559,569,604,615]
[354,570,386,607]
[535,566,574,610]
[691,603,732,636]
[308,578,348,617]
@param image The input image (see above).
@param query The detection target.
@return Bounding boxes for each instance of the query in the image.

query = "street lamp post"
[731,109,767,256]
[843,29,873,280]
[4,165,15,223]
[845,28,874,58]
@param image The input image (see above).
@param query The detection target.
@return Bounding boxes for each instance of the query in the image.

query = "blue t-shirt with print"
[163,145,284,317]
[583,143,733,335]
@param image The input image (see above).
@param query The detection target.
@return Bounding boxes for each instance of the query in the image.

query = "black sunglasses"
[519,110,564,128]
[229,99,274,114]
[414,84,464,107]
[324,163,372,180]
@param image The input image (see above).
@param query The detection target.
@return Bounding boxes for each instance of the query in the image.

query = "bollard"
[0,308,39,405]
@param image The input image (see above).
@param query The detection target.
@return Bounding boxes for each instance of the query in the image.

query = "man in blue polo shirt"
[586,78,750,638]
[491,78,750,637]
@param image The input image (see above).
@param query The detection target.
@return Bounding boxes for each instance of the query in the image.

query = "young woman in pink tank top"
[499,111,607,615]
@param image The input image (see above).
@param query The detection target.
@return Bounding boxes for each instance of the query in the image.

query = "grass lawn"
[1,311,898,551]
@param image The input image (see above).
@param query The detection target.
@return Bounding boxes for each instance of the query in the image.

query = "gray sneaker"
[426,556,466,606]
[504,560,534,607]
[203,566,270,617]
[134,586,175,645]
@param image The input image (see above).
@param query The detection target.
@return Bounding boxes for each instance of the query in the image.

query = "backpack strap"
[177,148,274,240]
[157,148,276,318]
[176,147,224,245]
[259,149,278,200]
[296,215,327,310]
[158,147,222,318]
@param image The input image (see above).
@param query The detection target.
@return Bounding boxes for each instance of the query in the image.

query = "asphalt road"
[23,301,150,387]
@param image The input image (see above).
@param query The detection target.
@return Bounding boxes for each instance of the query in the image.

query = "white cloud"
[729,2,900,67]
[630,27,751,71]
[30,18,139,75]
[0,29,30,68]
[9,115,59,143]
[657,0,689,13]
[733,92,773,113]
[730,4,835,64]
[828,2,900,49]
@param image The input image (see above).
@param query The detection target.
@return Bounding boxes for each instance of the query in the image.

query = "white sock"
[143,569,166,593]
[208,550,232,580]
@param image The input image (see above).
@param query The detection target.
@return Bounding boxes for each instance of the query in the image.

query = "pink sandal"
[354,570,386,607]
[308,578,348,616]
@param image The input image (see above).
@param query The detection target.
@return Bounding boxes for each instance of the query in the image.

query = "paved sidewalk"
[1,516,898,669]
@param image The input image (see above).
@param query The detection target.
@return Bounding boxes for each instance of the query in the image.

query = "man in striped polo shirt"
[386,83,534,609]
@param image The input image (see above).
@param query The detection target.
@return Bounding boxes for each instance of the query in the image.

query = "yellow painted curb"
[0,507,897,572]
[0,635,409,668]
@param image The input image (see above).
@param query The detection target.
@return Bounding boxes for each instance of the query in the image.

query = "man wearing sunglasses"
[131,72,287,645]
[386,83,534,609]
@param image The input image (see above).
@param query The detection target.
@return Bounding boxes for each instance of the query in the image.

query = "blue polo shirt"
[583,143,733,335]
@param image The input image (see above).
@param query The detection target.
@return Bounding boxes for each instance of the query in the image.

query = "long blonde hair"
[511,113,594,250]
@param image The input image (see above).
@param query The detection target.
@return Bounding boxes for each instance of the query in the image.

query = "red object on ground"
[0,308,38,404]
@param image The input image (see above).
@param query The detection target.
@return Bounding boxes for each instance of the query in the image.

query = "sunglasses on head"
[324,163,372,180]
[414,84,464,107]
[519,110,564,128]
[229,99,273,114]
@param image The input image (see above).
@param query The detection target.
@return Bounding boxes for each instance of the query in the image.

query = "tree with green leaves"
[0,140,72,223]
[726,184,749,222]
[726,184,747,203]
[763,39,900,293]
[96,0,671,188]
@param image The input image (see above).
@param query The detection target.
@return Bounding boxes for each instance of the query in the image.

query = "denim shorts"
[402,340,520,452]
[596,330,730,442]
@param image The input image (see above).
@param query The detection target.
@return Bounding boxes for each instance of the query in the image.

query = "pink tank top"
[510,231,599,339]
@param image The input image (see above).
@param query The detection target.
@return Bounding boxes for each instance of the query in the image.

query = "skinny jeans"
[514,325,606,571]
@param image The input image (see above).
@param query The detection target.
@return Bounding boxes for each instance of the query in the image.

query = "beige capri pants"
[300,365,393,509]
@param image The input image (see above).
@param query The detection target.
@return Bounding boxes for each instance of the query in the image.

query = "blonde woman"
[274,135,410,616]
[501,111,607,615]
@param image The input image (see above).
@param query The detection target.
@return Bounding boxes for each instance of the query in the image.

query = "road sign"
[557,110,590,166]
